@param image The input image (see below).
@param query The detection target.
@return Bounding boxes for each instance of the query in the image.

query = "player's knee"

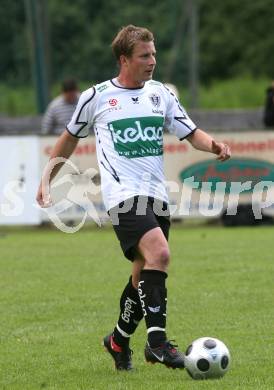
[158,246,170,267]
[145,246,170,270]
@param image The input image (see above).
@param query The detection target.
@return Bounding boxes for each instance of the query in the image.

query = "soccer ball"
[184,337,231,380]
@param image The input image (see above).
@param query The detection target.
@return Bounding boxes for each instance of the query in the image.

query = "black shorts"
[108,196,170,261]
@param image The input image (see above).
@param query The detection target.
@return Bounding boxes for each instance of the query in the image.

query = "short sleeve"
[66,87,97,138]
[164,87,197,140]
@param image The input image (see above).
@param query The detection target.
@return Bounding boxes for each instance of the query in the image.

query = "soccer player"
[36,25,231,371]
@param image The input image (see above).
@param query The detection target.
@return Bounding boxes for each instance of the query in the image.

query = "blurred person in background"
[263,81,274,128]
[37,25,231,372]
[41,79,80,135]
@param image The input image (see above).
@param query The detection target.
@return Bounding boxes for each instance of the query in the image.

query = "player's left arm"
[187,128,231,161]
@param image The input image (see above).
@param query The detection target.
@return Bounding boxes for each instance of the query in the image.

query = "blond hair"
[111,25,154,61]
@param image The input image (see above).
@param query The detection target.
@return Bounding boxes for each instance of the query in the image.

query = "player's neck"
[116,74,145,89]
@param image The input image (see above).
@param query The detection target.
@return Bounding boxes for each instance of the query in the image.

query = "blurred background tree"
[0,0,274,113]
[199,0,274,82]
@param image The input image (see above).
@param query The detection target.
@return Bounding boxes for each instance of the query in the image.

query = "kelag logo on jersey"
[108,116,164,158]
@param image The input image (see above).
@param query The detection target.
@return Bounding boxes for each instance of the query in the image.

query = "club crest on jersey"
[149,93,161,108]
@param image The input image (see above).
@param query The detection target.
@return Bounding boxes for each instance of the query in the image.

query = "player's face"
[125,41,156,85]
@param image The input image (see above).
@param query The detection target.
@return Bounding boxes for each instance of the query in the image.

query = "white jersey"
[67,79,197,211]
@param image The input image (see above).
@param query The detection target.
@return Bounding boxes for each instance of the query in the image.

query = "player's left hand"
[212,140,231,162]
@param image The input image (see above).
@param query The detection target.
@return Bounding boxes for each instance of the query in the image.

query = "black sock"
[138,270,167,348]
[113,276,143,348]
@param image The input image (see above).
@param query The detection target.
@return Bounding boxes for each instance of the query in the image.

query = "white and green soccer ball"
[184,337,231,380]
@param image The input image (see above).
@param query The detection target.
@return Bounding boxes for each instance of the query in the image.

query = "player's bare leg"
[138,227,170,272]
[132,256,145,288]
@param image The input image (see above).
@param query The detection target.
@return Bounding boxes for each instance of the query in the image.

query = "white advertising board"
[40,131,274,223]
[1,131,274,226]
[0,136,40,224]
[164,131,274,218]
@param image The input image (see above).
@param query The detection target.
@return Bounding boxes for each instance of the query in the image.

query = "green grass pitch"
[0,225,273,389]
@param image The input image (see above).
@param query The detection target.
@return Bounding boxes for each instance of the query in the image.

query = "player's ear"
[120,54,130,67]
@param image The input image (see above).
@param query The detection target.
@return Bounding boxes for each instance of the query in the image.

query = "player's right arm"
[37,86,97,208]
[36,130,79,207]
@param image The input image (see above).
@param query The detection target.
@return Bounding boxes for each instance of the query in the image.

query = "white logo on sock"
[121,297,137,323]
[138,281,147,316]
[148,306,161,313]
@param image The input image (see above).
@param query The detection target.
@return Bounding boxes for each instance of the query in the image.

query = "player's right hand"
[36,182,52,208]
[212,140,231,162]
